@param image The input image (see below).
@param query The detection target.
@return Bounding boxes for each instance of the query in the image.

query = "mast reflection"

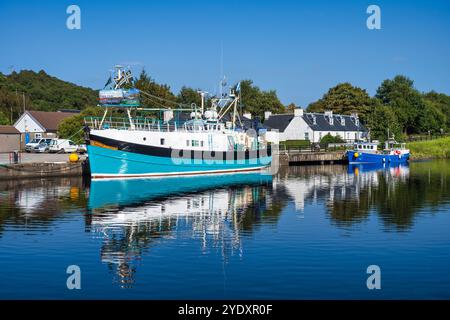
[86,173,281,287]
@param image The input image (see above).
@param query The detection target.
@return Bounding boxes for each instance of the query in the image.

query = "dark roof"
[27,111,76,132]
[263,112,368,133]
[302,113,367,132]
[0,125,20,134]
[263,114,294,132]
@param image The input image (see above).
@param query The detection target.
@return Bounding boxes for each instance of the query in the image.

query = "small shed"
[0,125,21,153]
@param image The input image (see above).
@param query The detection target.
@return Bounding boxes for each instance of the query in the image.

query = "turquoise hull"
[88,173,272,210]
[347,150,409,164]
[87,145,271,178]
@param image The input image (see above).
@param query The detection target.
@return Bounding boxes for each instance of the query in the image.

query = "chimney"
[243,112,252,120]
[325,110,333,125]
[294,108,304,117]
[351,113,359,126]
[264,111,272,120]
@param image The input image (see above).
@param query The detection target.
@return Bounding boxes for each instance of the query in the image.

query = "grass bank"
[407,136,450,160]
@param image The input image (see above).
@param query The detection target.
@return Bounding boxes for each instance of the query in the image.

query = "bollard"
[13,150,19,164]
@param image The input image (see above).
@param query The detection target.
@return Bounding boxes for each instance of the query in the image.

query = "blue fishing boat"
[346,139,410,164]
[85,66,272,179]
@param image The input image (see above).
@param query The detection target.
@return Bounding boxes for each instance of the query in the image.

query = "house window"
[304,132,309,140]
[160,138,165,145]
[319,132,322,139]
[35,133,42,139]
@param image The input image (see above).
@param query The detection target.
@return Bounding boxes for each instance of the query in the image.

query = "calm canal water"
[0,160,449,299]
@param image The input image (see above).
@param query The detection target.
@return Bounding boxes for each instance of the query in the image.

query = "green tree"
[307,83,375,121]
[177,86,202,107]
[239,80,285,119]
[417,100,446,134]
[57,107,104,144]
[0,111,9,125]
[133,70,177,109]
[375,75,425,134]
[286,103,297,113]
[319,133,344,148]
[422,91,450,133]
[0,70,97,113]
[367,104,403,142]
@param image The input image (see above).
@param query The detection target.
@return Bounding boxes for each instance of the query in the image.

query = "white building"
[263,109,367,144]
[13,110,78,147]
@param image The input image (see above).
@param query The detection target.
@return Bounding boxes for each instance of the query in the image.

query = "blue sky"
[1,0,449,106]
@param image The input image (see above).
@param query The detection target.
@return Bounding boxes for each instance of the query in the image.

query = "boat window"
[186,140,190,146]
[160,138,165,145]
[192,140,199,147]
[201,141,204,147]
[358,145,362,149]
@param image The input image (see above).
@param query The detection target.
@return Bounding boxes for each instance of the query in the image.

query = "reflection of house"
[264,108,367,143]
[0,125,21,152]
[13,110,79,147]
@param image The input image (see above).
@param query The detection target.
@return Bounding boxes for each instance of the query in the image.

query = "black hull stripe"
[88,133,272,160]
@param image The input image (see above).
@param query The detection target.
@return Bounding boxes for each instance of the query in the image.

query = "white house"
[14,110,78,147]
[263,109,367,144]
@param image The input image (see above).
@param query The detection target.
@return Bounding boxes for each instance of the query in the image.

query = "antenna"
[219,42,226,98]
[197,90,208,114]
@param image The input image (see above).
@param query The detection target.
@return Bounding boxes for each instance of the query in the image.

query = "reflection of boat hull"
[88,172,273,210]
[348,162,409,174]
[87,144,271,179]
[347,150,409,164]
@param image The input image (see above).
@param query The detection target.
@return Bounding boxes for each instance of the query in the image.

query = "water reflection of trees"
[281,161,449,230]
[1,161,448,286]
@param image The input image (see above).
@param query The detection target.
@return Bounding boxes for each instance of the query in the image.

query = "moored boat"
[346,139,410,164]
[85,66,272,179]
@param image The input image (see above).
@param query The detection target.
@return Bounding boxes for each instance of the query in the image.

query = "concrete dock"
[0,153,89,180]
[278,150,347,165]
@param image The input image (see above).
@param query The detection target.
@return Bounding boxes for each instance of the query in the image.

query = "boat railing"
[84,116,189,132]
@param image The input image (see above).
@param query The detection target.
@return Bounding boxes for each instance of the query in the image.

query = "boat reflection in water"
[86,172,276,287]
[332,163,411,227]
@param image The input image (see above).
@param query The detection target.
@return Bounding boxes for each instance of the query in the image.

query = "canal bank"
[407,136,450,160]
[0,153,89,180]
